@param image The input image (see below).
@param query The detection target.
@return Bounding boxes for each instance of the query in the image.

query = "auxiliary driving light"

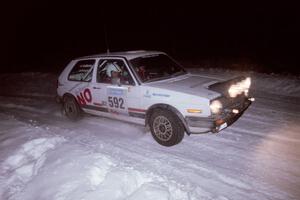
[232,109,239,114]
[228,77,252,98]
[249,97,255,102]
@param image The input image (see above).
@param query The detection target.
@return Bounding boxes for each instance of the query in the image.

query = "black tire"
[149,109,184,146]
[63,95,82,121]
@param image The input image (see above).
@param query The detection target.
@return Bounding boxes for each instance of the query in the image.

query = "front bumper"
[185,98,252,134]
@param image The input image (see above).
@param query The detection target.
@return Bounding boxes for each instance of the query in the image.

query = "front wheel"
[149,109,185,146]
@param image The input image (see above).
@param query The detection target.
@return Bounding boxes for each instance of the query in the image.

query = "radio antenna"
[104,23,110,53]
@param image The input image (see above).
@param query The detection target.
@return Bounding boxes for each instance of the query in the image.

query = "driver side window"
[97,59,135,85]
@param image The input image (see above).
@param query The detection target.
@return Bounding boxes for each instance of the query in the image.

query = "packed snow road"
[0,70,300,200]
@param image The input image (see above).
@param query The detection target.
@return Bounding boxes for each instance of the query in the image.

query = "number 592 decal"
[108,96,125,109]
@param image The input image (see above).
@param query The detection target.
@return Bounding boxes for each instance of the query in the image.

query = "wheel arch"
[145,103,191,135]
[62,92,77,101]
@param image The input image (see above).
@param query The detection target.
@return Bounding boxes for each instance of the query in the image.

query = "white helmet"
[106,63,121,77]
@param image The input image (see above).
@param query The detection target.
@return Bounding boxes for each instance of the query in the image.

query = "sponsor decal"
[76,88,92,105]
[108,96,125,109]
[143,90,151,98]
[152,93,170,97]
[83,89,92,102]
[107,88,125,96]
[107,87,127,113]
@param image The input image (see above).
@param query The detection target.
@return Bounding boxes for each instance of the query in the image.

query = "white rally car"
[57,50,253,146]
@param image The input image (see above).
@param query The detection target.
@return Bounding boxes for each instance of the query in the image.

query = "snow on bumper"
[185,98,252,134]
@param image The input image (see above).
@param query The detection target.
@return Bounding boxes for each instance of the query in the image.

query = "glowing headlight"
[244,77,251,88]
[210,100,222,114]
[228,84,240,98]
[228,77,251,98]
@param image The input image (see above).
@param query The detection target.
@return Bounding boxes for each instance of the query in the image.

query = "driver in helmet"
[106,62,122,85]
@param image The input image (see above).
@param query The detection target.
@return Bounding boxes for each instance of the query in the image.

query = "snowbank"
[1,69,299,99]
[0,72,57,98]
[0,115,189,200]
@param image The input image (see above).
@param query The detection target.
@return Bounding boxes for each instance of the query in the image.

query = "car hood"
[145,73,224,100]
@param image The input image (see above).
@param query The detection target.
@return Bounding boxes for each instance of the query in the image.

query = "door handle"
[93,87,101,89]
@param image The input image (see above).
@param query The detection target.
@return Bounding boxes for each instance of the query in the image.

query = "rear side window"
[68,59,95,82]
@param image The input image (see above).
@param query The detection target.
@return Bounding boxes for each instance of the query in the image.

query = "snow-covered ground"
[0,69,300,200]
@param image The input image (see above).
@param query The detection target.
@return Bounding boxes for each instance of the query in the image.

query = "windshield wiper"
[171,70,186,77]
[144,71,186,83]
[144,76,171,83]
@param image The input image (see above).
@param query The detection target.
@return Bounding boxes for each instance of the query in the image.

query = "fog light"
[249,97,255,102]
[232,109,239,114]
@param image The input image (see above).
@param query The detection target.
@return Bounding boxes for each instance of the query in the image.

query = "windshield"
[129,54,186,83]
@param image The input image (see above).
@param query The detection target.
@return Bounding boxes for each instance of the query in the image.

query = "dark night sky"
[1,1,300,73]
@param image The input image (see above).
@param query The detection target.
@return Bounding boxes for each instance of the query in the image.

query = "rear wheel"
[63,96,82,121]
[149,109,184,146]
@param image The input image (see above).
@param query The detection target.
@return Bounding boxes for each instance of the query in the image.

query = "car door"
[89,57,144,124]
[65,59,96,108]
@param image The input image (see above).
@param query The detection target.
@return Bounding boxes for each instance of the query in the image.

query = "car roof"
[75,50,166,61]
